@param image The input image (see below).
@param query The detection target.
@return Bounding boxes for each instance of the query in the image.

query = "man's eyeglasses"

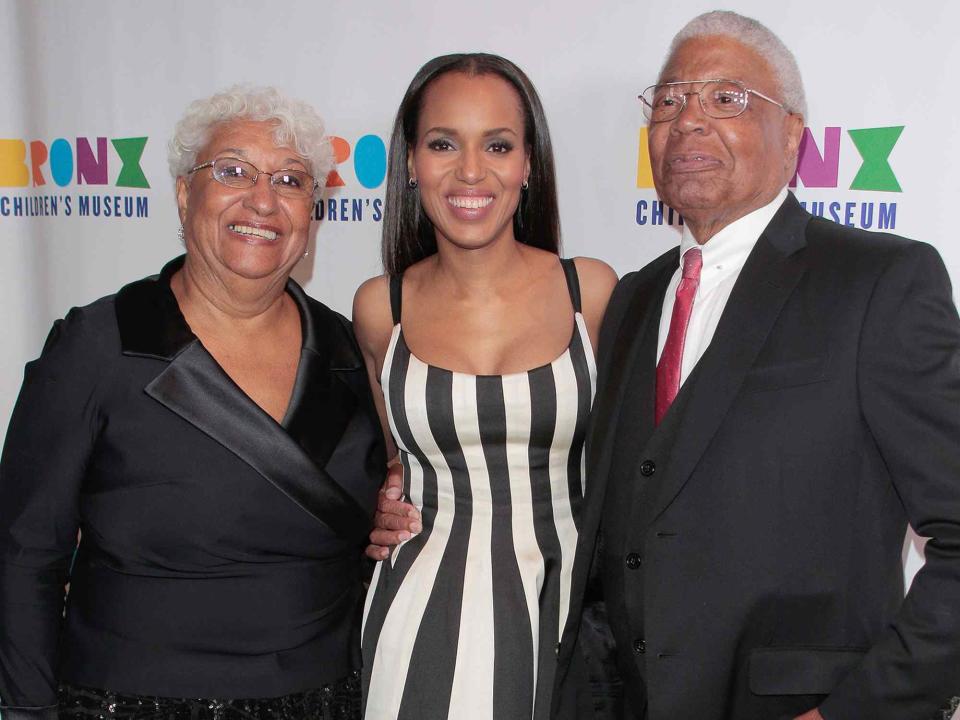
[188,157,318,198]
[639,79,787,123]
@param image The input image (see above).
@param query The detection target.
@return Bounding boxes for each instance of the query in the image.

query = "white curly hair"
[663,10,808,118]
[168,85,335,192]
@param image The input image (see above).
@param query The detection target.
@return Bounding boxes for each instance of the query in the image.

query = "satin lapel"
[280,283,364,473]
[647,206,810,524]
[146,341,371,544]
[282,350,359,471]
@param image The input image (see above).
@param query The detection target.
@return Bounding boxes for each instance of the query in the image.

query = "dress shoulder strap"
[559,258,582,313]
[389,273,403,325]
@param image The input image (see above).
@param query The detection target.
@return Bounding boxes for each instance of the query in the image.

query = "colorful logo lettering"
[0,136,150,189]
[326,134,387,189]
[848,126,903,192]
[635,125,904,192]
[0,140,29,186]
[792,127,841,188]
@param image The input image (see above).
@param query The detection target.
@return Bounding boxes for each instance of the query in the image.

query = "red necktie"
[655,248,702,425]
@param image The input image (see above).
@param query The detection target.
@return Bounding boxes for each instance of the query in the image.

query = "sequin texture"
[57,671,361,720]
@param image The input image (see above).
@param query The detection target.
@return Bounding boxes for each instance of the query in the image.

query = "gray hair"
[168,85,335,191]
[663,10,807,118]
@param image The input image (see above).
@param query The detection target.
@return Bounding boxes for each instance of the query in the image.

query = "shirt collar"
[678,187,788,292]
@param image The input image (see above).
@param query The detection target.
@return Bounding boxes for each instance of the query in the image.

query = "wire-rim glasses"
[188,157,318,198]
[639,79,787,123]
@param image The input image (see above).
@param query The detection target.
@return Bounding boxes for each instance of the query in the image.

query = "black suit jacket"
[0,257,385,718]
[554,194,960,720]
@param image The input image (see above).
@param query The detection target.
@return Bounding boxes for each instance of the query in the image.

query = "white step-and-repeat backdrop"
[1,0,957,702]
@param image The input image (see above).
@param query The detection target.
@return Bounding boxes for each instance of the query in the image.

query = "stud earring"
[408,178,418,189]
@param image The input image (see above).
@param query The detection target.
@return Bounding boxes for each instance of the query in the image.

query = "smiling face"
[408,72,530,252]
[176,119,314,284]
[648,35,804,241]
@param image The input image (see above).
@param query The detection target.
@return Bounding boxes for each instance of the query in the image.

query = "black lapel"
[563,251,675,645]
[646,194,812,524]
[115,255,194,360]
[115,256,372,544]
[587,253,679,473]
[586,250,677,488]
[144,343,370,543]
[281,281,367,473]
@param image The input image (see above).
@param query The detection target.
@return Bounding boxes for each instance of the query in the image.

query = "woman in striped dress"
[353,53,617,720]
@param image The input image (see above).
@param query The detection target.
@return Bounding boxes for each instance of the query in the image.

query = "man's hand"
[794,710,824,720]
[365,462,422,560]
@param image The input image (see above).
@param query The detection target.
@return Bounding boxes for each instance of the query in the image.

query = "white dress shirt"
[656,188,788,387]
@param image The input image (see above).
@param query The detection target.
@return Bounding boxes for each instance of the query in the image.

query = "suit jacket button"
[625,552,642,570]
[639,460,656,477]
[633,638,646,654]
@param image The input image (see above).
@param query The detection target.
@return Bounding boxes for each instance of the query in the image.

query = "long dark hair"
[381,53,561,276]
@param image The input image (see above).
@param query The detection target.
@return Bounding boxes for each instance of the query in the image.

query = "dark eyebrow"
[422,127,520,138]
[483,127,519,138]
[422,127,459,137]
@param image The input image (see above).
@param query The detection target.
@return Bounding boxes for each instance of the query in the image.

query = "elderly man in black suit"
[552,10,960,720]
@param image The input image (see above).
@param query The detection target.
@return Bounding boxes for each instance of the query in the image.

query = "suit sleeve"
[596,271,640,384]
[820,242,960,719]
[0,308,105,717]
[555,273,640,720]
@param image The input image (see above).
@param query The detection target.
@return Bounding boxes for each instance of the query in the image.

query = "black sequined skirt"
[57,671,361,720]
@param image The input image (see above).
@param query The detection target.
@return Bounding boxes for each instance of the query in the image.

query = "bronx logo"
[636,125,904,192]
[0,136,150,188]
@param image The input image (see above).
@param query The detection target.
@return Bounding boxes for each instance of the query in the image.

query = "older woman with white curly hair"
[0,85,384,720]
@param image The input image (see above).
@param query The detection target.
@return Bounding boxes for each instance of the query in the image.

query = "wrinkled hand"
[365,462,422,560]
[794,709,824,720]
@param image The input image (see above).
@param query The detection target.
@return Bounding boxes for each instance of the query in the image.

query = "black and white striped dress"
[362,259,596,720]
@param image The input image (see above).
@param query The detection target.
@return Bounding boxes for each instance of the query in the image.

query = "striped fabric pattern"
[362,269,596,720]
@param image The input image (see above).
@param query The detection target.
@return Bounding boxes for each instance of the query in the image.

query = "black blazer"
[0,257,385,718]
[554,194,960,720]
